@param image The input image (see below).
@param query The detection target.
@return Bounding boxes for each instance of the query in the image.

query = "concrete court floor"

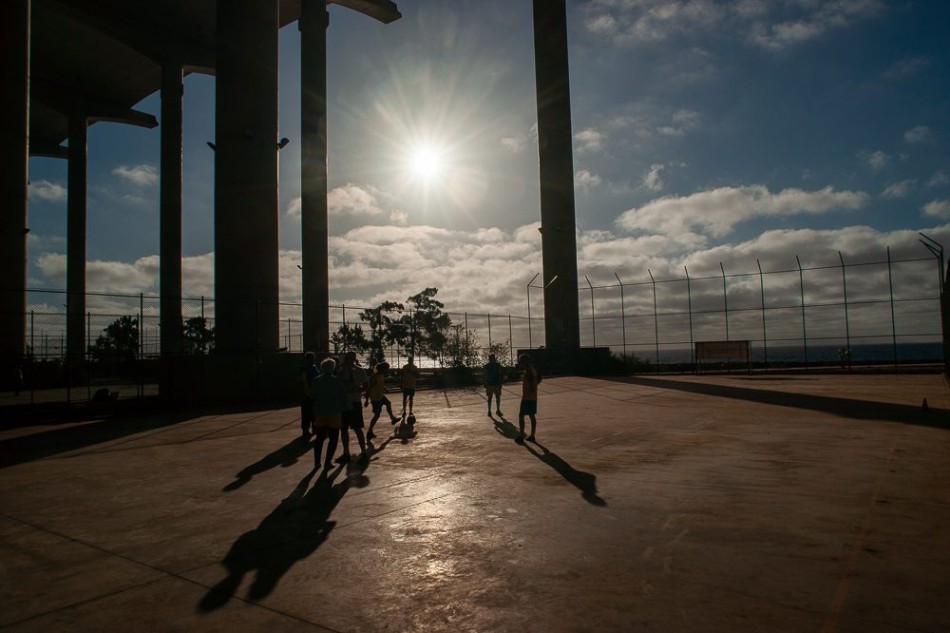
[1,373,949,633]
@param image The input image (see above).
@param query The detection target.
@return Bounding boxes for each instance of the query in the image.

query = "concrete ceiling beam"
[31,79,158,129]
[48,0,216,74]
[330,0,401,24]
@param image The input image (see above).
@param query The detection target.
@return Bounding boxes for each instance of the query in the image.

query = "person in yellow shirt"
[517,354,539,443]
[366,362,400,440]
[400,357,420,419]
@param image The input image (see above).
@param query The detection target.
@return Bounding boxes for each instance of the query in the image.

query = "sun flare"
[408,145,445,181]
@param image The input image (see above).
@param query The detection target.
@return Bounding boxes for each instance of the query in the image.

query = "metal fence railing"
[2,249,945,404]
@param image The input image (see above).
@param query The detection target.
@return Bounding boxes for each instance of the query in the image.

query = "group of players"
[298,351,541,470]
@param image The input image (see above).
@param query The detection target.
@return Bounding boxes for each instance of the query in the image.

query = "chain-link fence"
[2,249,945,403]
[565,250,944,368]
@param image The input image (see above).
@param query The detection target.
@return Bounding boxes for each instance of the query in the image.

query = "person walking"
[483,353,503,416]
[366,361,400,440]
[517,354,540,443]
[310,357,350,470]
[337,351,369,464]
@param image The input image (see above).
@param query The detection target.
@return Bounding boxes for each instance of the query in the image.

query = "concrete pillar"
[300,0,330,355]
[66,113,87,362]
[532,0,580,363]
[160,63,183,357]
[214,0,280,354]
[0,0,29,376]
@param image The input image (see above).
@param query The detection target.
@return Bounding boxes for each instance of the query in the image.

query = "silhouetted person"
[400,356,420,418]
[484,353,503,416]
[310,357,349,469]
[366,361,400,440]
[337,351,369,464]
[517,353,540,443]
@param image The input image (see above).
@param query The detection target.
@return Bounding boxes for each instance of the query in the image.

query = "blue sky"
[25,0,950,339]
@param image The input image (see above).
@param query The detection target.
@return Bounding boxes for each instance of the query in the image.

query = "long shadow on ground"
[198,440,391,611]
[223,436,313,491]
[198,467,341,611]
[599,376,948,429]
[0,401,294,469]
[493,418,606,506]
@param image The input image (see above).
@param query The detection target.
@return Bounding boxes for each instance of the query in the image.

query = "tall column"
[66,113,88,362]
[532,0,580,362]
[300,0,330,354]
[0,0,29,373]
[214,0,280,354]
[160,63,183,358]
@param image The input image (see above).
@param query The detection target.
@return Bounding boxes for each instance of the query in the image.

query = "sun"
[407,144,445,181]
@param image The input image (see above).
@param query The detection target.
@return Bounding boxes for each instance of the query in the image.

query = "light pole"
[526,272,540,349]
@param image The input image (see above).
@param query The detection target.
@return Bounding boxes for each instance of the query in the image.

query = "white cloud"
[287,189,386,219]
[883,56,932,80]
[28,220,950,339]
[28,180,67,203]
[575,128,605,154]
[881,180,914,199]
[583,0,883,51]
[285,197,302,218]
[747,0,884,51]
[328,184,384,217]
[112,164,158,187]
[643,164,665,191]
[903,126,933,144]
[922,200,950,219]
[862,150,889,171]
[616,185,869,238]
[657,109,701,137]
[575,169,602,191]
[500,136,525,153]
[35,253,157,293]
[928,171,950,188]
[500,124,537,154]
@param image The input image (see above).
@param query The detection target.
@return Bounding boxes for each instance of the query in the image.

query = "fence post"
[838,252,852,371]
[87,311,92,400]
[30,310,35,404]
[720,263,729,341]
[648,269,659,367]
[887,246,898,368]
[685,266,694,368]
[614,272,626,361]
[139,293,145,399]
[796,256,808,368]
[585,275,595,348]
[508,314,514,365]
[487,312,492,350]
[756,259,768,369]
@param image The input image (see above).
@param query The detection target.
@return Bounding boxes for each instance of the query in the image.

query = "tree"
[482,339,512,366]
[89,315,138,363]
[330,322,369,355]
[358,300,408,365]
[448,325,481,368]
[405,288,451,364]
[182,317,215,355]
